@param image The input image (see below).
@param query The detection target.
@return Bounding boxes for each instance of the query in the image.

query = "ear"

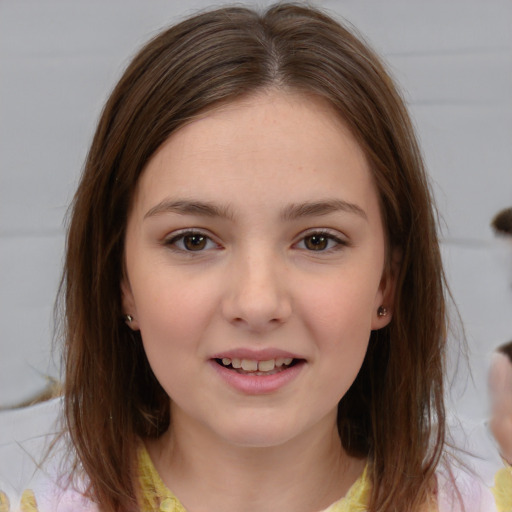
[121,277,140,331]
[371,247,401,330]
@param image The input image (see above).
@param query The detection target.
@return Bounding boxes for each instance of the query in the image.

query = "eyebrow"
[144,199,235,221]
[144,198,367,222]
[280,199,367,221]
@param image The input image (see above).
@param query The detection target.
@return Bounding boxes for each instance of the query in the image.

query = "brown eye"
[304,234,329,251]
[183,234,207,251]
[298,232,345,252]
[166,231,217,253]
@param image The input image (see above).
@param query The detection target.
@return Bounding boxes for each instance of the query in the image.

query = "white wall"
[1,0,511,422]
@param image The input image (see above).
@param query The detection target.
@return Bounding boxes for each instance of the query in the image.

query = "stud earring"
[125,314,134,323]
[377,306,388,317]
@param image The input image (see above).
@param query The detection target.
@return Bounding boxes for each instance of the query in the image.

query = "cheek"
[135,269,216,322]
[298,270,379,387]
[134,276,221,400]
[300,269,381,339]
[133,273,221,360]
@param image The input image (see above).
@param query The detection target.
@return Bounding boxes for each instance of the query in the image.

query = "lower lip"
[209,360,305,395]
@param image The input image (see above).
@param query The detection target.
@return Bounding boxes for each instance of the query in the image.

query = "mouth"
[210,352,305,394]
[214,357,300,376]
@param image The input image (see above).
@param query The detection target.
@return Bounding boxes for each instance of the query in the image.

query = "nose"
[221,250,292,332]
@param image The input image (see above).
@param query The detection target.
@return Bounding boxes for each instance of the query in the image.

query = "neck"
[146,410,366,512]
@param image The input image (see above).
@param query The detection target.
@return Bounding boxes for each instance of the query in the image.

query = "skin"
[489,352,512,464]
[122,90,396,512]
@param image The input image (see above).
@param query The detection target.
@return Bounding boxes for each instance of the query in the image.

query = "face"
[122,91,395,449]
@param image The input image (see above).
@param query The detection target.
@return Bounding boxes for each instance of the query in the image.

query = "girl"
[0,3,503,511]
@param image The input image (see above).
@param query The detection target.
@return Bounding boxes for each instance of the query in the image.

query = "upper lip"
[211,348,304,361]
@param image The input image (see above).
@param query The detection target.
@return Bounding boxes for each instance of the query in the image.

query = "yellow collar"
[137,444,370,512]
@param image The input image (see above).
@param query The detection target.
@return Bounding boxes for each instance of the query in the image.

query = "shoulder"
[436,418,506,512]
[0,399,98,512]
[437,463,499,512]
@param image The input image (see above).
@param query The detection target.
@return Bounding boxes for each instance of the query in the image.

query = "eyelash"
[163,229,347,254]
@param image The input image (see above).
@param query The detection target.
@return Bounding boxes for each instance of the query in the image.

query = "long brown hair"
[61,4,448,510]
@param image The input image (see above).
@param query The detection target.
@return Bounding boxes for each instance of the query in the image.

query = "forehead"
[147,89,364,162]
[132,90,379,221]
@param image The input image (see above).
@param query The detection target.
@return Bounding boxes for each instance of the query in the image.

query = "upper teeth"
[221,357,293,372]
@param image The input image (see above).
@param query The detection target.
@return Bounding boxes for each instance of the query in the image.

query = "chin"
[214,414,311,449]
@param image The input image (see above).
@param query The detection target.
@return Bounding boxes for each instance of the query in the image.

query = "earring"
[125,314,134,323]
[377,306,388,317]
